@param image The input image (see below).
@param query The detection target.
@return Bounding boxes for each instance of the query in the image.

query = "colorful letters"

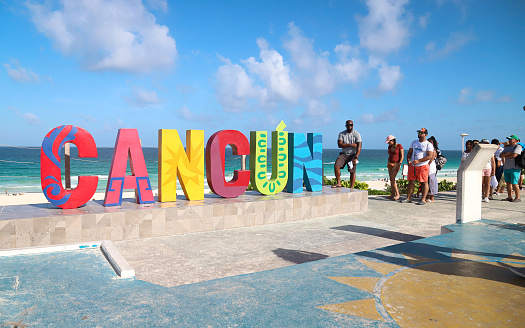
[40,123,323,209]
[103,129,155,206]
[40,125,98,209]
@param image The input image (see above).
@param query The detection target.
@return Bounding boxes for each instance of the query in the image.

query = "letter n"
[287,133,323,193]
[158,129,204,201]
[103,129,154,206]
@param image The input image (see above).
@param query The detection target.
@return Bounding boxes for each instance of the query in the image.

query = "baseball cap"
[417,128,428,135]
[506,135,519,140]
[385,135,396,143]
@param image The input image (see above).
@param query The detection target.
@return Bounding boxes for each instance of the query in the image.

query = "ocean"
[0,146,462,194]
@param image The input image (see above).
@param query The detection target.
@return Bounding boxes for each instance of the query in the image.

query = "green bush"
[386,178,457,194]
[367,188,390,195]
[323,176,369,190]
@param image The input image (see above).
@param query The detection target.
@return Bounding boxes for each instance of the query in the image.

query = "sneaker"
[511,198,522,203]
[399,199,412,203]
[482,197,490,203]
[416,200,426,205]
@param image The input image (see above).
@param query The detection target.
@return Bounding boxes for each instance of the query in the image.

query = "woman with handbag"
[385,135,404,200]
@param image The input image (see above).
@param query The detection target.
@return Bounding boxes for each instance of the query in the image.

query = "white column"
[456,144,498,223]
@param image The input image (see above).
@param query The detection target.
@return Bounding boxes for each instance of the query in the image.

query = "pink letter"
[104,129,154,206]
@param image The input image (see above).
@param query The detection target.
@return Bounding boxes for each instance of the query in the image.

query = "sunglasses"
[346,124,353,126]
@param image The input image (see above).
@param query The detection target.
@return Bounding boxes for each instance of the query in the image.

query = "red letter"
[206,130,250,198]
[40,125,98,209]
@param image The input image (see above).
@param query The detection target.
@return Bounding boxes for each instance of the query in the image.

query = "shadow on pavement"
[332,224,424,242]
[272,248,329,264]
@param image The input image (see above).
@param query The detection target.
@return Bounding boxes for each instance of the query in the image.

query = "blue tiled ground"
[1,219,524,327]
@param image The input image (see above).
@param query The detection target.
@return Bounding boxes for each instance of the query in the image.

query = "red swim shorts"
[407,164,429,182]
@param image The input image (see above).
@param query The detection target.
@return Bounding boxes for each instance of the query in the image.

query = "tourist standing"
[333,120,362,189]
[400,128,434,205]
[490,139,504,197]
[385,135,404,200]
[425,136,439,203]
[500,135,522,202]
[480,139,496,203]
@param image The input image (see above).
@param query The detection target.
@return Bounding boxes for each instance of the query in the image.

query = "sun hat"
[507,135,519,140]
[385,135,396,143]
[417,128,428,135]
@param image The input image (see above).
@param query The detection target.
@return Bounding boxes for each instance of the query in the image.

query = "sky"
[1,0,524,150]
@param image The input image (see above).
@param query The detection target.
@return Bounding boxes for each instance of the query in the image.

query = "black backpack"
[515,145,525,169]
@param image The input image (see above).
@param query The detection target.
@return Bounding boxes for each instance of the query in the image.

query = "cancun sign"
[40,122,323,209]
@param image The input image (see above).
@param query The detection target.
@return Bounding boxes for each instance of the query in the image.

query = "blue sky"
[1,0,524,150]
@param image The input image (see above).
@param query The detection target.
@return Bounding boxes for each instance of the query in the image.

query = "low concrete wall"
[0,186,368,249]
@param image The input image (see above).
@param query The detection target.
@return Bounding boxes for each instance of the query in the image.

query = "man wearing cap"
[400,128,434,205]
[500,135,522,202]
[333,120,362,189]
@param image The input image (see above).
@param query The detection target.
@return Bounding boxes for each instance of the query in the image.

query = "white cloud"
[126,87,162,107]
[426,31,475,60]
[27,0,177,74]
[359,107,400,124]
[357,0,411,55]
[145,0,168,12]
[418,12,430,28]
[457,87,512,105]
[3,59,49,83]
[215,23,366,116]
[377,64,402,92]
[8,106,42,126]
[215,57,266,112]
[243,38,300,103]
[283,23,343,96]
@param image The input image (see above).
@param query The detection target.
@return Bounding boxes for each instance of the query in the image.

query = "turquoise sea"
[0,147,462,194]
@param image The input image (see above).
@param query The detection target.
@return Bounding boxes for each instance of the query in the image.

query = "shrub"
[385,178,457,194]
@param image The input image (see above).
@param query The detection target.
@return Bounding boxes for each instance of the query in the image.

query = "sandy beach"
[0,177,458,206]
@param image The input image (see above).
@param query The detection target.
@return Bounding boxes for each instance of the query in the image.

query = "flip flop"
[331,184,342,188]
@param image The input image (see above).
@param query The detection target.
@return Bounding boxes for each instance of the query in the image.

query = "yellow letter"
[158,129,204,201]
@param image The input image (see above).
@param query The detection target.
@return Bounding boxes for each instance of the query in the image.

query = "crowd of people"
[461,136,524,203]
[331,119,524,205]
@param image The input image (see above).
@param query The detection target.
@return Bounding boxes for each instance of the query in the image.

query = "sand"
[0,177,458,206]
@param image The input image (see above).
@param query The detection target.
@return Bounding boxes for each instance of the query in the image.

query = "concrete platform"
[1,217,524,327]
[0,187,368,249]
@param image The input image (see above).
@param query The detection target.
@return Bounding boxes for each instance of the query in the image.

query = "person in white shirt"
[400,128,434,205]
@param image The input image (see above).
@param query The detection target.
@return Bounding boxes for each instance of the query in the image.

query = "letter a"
[104,129,154,206]
[158,129,204,201]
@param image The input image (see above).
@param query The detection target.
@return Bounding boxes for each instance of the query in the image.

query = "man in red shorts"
[400,128,434,205]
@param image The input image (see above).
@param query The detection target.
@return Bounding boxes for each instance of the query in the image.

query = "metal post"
[241,155,246,171]
[65,142,71,190]
[460,133,468,153]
